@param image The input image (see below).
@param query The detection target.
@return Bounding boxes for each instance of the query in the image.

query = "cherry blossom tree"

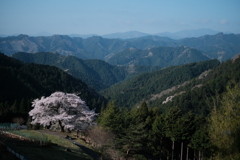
[29,91,98,132]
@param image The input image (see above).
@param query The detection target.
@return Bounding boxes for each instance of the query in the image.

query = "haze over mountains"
[101,28,221,39]
[0,28,225,39]
[1,32,240,62]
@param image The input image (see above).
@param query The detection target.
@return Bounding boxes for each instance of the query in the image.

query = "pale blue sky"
[0,0,239,35]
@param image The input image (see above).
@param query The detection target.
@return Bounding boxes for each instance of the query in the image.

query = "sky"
[0,0,240,35]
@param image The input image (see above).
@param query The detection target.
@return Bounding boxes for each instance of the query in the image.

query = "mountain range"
[106,46,210,67]
[101,28,221,39]
[1,26,240,160]
[1,33,240,62]
[0,28,223,39]
[156,28,221,39]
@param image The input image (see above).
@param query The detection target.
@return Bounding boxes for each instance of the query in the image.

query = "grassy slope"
[4,130,95,160]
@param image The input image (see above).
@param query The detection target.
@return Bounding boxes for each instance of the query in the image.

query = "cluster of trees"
[94,82,240,159]
[96,101,210,160]
[208,83,240,159]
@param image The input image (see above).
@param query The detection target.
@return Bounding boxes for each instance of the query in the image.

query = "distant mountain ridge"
[156,28,220,39]
[107,46,210,67]
[99,29,221,39]
[1,28,222,39]
[1,33,240,61]
[102,31,150,39]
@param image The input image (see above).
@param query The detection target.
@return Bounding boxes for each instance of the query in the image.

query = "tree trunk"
[186,146,189,160]
[126,149,130,160]
[58,120,65,132]
[199,150,201,160]
[193,150,195,160]
[160,137,162,160]
[180,142,183,160]
[171,140,174,160]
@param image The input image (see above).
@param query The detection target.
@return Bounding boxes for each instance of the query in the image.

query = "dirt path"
[38,130,100,160]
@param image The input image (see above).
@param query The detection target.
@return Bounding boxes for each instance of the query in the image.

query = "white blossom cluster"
[29,92,98,131]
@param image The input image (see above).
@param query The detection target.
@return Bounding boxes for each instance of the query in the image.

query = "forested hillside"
[101,59,220,108]
[0,53,106,122]
[1,33,240,61]
[150,54,240,115]
[107,46,210,67]
[12,52,161,91]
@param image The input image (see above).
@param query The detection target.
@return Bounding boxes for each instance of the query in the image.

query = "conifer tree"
[152,115,165,159]
[164,107,182,160]
[11,100,19,113]
[19,98,27,114]
[98,101,122,133]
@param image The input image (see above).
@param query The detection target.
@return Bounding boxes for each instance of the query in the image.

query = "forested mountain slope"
[107,46,210,67]
[1,33,240,61]
[149,54,240,115]
[0,53,106,122]
[12,52,161,91]
[100,59,220,108]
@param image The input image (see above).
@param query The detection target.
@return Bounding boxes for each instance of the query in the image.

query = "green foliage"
[190,126,211,152]
[97,101,211,159]
[164,107,182,142]
[119,122,148,156]
[98,101,122,133]
[208,82,240,159]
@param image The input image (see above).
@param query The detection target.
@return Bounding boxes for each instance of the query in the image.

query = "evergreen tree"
[19,98,27,114]
[130,101,149,124]
[11,100,19,113]
[164,107,182,160]
[118,122,148,158]
[151,114,166,159]
[98,101,122,133]
[178,112,196,160]
[190,126,211,160]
